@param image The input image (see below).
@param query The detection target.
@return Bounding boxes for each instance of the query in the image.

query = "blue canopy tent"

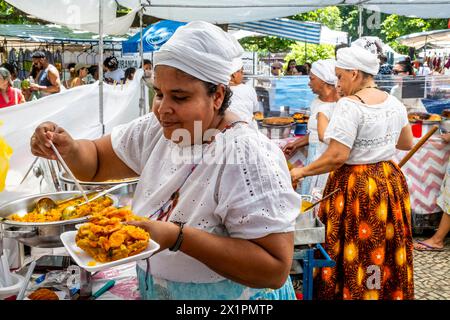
[122,20,186,54]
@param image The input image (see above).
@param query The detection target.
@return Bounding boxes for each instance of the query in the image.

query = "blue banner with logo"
[122,20,186,54]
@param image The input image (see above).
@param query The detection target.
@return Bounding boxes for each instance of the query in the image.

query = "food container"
[0,273,24,300]
[259,123,294,139]
[0,191,118,248]
[58,173,139,207]
[294,195,325,245]
[259,118,295,139]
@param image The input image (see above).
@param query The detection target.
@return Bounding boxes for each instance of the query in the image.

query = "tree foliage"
[0,0,39,24]
[381,14,448,53]
[284,42,335,66]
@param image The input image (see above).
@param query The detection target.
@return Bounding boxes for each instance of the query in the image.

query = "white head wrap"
[352,37,383,56]
[310,59,337,85]
[231,57,244,73]
[336,46,380,75]
[153,21,244,85]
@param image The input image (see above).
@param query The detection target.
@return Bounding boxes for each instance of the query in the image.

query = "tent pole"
[99,0,105,135]
[139,5,145,116]
[358,5,363,38]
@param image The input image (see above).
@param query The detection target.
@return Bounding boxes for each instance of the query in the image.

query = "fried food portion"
[8,196,114,223]
[28,288,59,300]
[263,117,294,126]
[428,114,442,121]
[254,111,264,121]
[76,207,150,263]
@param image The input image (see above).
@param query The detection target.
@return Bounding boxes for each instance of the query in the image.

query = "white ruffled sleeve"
[111,113,162,175]
[324,99,360,149]
[213,130,300,239]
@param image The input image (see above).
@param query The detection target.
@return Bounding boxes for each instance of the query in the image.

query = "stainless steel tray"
[294,195,325,245]
[294,216,325,245]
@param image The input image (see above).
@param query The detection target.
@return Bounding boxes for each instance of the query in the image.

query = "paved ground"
[292,233,450,300]
[413,234,450,300]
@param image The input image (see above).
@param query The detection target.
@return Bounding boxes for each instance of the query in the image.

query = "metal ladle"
[61,183,128,220]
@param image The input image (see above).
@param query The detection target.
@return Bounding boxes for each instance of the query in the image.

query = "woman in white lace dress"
[30,21,299,300]
[283,59,339,197]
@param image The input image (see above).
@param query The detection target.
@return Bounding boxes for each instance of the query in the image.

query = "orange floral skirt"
[314,161,414,300]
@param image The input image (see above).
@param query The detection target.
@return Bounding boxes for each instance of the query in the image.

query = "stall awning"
[397,29,450,49]
[5,1,450,36]
[229,18,321,44]
[122,20,186,54]
[0,24,127,44]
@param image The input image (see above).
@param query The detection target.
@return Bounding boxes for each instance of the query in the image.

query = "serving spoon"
[61,183,128,220]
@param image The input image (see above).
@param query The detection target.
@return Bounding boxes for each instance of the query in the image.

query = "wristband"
[169,222,185,252]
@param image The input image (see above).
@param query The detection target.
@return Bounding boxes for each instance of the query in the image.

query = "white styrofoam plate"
[60,231,160,273]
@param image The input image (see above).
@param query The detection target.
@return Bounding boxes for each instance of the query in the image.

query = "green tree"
[292,6,342,30]
[381,15,448,54]
[0,0,39,24]
[284,42,335,66]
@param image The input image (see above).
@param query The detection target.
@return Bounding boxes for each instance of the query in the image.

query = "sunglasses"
[272,66,281,69]
[393,70,406,75]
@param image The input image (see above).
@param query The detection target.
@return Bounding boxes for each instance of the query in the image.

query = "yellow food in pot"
[300,201,313,213]
[8,196,114,223]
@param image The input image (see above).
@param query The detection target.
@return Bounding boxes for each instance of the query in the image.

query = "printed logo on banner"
[146,30,173,49]
[118,58,140,69]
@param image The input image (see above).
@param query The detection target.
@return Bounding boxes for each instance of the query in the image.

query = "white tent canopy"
[320,26,348,46]
[6,1,450,36]
[397,29,450,49]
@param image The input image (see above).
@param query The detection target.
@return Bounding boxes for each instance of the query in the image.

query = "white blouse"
[308,98,335,145]
[324,94,409,165]
[111,113,299,283]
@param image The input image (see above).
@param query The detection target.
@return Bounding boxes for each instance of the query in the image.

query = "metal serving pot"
[259,123,295,139]
[58,173,139,208]
[0,191,118,248]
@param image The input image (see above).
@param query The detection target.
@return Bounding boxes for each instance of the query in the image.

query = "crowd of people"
[0,51,151,109]
[271,60,311,76]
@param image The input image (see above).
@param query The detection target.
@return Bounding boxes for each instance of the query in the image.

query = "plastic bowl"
[0,273,25,300]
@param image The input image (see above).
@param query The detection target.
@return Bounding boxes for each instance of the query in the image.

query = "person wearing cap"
[271,61,283,76]
[291,45,415,300]
[68,63,91,89]
[228,58,260,127]
[29,51,61,97]
[30,21,299,300]
[283,59,339,197]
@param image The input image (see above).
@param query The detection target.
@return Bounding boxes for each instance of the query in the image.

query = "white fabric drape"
[5,0,139,35]
[0,70,144,203]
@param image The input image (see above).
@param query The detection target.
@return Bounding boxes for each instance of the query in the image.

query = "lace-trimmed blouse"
[324,94,409,165]
[111,113,299,283]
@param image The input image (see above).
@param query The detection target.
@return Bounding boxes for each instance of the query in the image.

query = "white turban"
[310,59,337,85]
[336,46,380,76]
[352,37,383,56]
[153,21,244,85]
[231,57,243,73]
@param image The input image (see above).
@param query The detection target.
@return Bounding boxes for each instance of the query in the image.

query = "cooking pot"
[0,191,118,248]
[259,123,295,139]
[58,173,139,207]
